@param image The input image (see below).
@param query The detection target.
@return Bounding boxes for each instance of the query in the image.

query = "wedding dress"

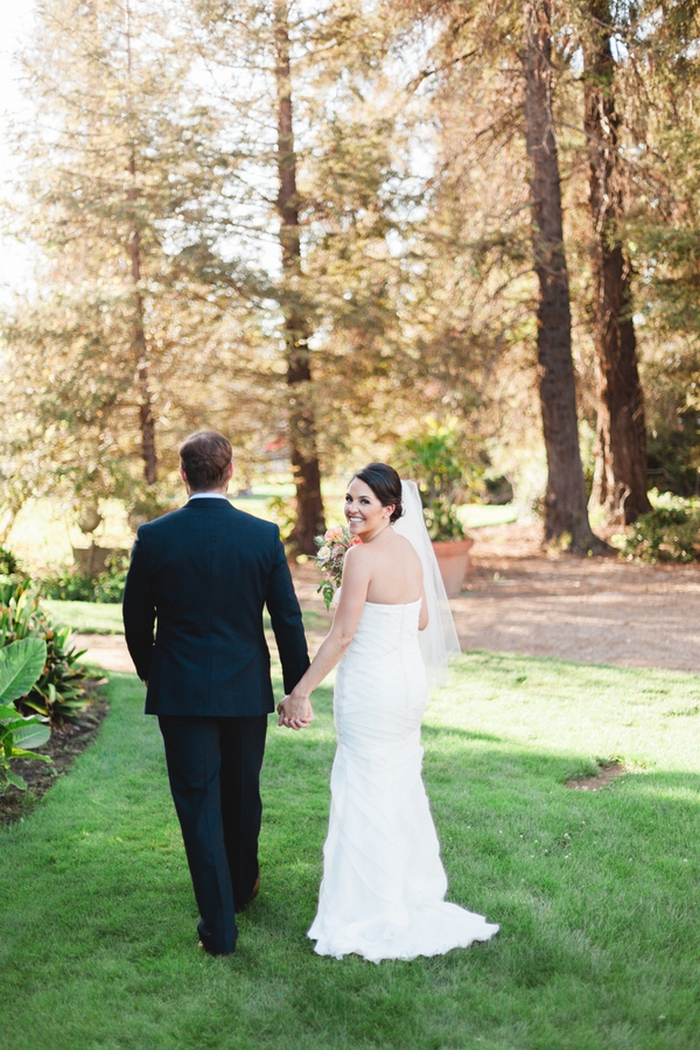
[307,589,499,962]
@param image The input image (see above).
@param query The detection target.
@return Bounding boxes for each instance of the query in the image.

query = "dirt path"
[76,522,700,674]
[74,633,134,673]
[454,522,700,673]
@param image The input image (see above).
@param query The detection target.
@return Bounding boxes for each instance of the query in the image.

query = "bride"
[277,463,499,962]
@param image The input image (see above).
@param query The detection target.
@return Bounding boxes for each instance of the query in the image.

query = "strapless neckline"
[364,597,422,608]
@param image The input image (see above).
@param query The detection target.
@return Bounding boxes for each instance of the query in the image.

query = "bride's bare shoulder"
[368,531,422,574]
[392,532,418,552]
[391,532,423,564]
[347,531,418,570]
[341,539,372,572]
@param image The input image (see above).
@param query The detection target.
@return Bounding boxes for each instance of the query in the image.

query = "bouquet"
[314,526,362,609]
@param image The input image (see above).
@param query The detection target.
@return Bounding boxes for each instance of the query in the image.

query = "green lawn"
[459,504,519,529]
[40,601,331,639]
[42,599,125,634]
[1,654,699,1049]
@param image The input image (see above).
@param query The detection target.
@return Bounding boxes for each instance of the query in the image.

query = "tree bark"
[273,2,325,554]
[584,0,651,525]
[125,5,157,486]
[126,188,158,487]
[521,0,602,551]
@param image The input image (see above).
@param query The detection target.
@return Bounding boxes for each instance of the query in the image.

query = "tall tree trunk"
[584,0,651,525]
[125,5,157,486]
[273,2,325,554]
[126,182,158,487]
[521,0,602,551]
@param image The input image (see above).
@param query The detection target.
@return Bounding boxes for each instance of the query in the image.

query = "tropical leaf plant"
[0,637,51,792]
[0,577,89,722]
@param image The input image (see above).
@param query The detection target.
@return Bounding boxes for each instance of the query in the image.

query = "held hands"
[277,692,314,730]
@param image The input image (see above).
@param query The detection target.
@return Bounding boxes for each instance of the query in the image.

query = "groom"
[123,430,311,956]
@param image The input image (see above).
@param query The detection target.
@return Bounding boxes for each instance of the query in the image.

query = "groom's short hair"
[180,431,232,491]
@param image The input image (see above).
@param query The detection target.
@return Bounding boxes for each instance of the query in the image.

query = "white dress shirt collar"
[188,491,229,501]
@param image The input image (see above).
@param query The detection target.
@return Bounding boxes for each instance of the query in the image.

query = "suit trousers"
[158,713,268,955]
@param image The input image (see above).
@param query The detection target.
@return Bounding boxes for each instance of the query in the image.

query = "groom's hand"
[277,694,314,730]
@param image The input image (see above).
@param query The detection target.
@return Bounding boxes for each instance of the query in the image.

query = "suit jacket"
[122,497,310,717]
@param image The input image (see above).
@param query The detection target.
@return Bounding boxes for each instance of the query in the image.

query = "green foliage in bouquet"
[0,637,51,792]
[0,577,90,723]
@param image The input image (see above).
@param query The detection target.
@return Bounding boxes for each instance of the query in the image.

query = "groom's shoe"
[197,939,234,958]
[235,864,261,913]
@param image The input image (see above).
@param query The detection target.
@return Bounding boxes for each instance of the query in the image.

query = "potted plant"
[396,419,481,598]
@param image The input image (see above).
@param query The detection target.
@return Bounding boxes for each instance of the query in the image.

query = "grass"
[42,599,125,634]
[39,602,331,638]
[459,504,519,529]
[2,653,699,1049]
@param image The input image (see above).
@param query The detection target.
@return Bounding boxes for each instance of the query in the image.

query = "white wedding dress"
[307,597,499,962]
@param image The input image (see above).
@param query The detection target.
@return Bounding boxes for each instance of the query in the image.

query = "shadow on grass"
[422,724,506,745]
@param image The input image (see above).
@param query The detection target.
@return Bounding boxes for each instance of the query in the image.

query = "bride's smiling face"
[344,478,393,539]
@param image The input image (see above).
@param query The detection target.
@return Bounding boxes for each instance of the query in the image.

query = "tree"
[521,0,601,549]
[614,2,700,496]
[581,0,651,524]
[192,0,453,547]
[190,0,332,552]
[375,1,602,547]
[272,1,325,552]
[0,0,237,515]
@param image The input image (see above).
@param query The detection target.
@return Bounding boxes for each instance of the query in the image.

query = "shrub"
[40,552,129,604]
[267,495,297,544]
[39,571,97,602]
[0,577,90,723]
[0,548,23,576]
[621,491,700,564]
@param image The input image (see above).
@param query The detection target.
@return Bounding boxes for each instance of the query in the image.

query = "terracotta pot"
[431,538,474,599]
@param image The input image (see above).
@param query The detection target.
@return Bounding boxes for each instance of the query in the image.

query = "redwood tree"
[125,2,157,485]
[583,0,651,524]
[521,0,601,550]
[273,2,325,553]
[0,0,227,510]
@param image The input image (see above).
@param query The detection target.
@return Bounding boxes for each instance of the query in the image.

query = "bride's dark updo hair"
[352,463,403,523]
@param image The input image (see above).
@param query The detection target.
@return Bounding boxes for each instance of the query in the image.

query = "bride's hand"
[277,693,314,730]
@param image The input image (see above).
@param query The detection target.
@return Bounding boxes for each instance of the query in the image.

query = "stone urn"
[431,537,474,599]
[78,507,103,535]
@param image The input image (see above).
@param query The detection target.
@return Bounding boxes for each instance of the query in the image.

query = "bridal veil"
[392,479,461,691]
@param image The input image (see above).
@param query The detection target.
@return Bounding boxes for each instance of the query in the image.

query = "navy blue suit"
[123,496,309,954]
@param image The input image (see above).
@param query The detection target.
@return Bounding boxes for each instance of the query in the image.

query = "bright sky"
[0,0,36,298]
